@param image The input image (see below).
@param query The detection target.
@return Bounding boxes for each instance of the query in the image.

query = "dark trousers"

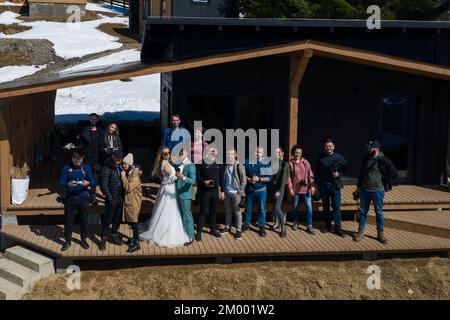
[101,198,123,238]
[88,161,101,199]
[197,190,218,234]
[129,222,139,242]
[64,196,89,241]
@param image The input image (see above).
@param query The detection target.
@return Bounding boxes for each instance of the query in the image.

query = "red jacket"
[287,158,314,195]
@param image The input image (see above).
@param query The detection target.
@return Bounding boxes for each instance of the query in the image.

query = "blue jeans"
[292,193,313,226]
[319,184,342,229]
[359,190,385,230]
[244,188,267,227]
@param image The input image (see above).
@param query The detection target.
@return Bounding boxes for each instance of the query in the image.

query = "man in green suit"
[174,149,196,246]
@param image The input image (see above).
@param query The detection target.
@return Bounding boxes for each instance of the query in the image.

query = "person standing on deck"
[174,148,197,246]
[195,146,224,241]
[316,139,348,237]
[100,122,123,165]
[287,145,316,235]
[59,149,96,252]
[353,140,398,244]
[221,148,247,240]
[99,150,125,251]
[120,153,143,253]
[78,113,103,206]
[270,147,289,238]
[161,114,190,154]
[242,146,272,237]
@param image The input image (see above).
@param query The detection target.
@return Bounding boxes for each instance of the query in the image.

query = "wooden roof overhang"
[1,39,450,100]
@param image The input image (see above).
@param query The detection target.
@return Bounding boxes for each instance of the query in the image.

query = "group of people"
[59,113,398,252]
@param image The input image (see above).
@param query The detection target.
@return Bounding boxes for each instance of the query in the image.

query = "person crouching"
[120,153,143,253]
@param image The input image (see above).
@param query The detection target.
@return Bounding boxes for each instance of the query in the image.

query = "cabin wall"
[0,91,56,213]
[167,56,448,184]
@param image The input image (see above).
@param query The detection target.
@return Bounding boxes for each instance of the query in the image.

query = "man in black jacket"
[99,149,124,250]
[78,113,103,206]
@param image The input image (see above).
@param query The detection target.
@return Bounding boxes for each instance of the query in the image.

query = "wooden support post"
[447,102,450,186]
[288,50,312,151]
[0,107,11,215]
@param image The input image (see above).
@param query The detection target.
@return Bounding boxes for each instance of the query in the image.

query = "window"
[192,0,209,4]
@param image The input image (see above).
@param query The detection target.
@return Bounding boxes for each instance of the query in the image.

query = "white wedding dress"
[139,161,190,247]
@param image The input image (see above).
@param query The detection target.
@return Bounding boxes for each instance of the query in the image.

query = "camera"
[208,180,216,188]
[176,167,181,173]
[76,180,84,185]
[297,179,307,188]
[352,190,360,201]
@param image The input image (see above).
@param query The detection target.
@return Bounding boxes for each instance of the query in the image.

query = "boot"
[98,238,107,251]
[377,229,388,244]
[321,221,332,233]
[291,222,299,231]
[306,225,315,235]
[335,228,347,238]
[127,240,141,253]
[280,226,287,238]
[353,228,365,242]
[258,226,266,237]
[111,233,123,246]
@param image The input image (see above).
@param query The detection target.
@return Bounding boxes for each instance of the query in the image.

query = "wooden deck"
[1,221,449,260]
[6,184,450,216]
[367,209,450,239]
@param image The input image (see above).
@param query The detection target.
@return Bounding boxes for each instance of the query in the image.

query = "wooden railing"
[101,0,129,9]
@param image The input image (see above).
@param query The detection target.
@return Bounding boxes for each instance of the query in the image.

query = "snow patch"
[0,1,23,6]
[56,50,160,123]
[0,64,46,83]
[0,13,128,59]
[0,11,22,25]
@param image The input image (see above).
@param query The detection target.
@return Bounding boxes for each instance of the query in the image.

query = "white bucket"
[11,177,30,205]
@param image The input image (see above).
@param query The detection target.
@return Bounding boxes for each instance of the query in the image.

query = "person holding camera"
[100,121,123,165]
[221,148,246,240]
[242,146,272,237]
[287,145,316,235]
[270,148,289,237]
[316,139,348,237]
[196,146,224,241]
[59,149,96,251]
[99,149,125,251]
[353,140,398,244]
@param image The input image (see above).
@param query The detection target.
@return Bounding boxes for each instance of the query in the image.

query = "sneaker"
[321,222,332,233]
[242,223,250,232]
[211,230,222,238]
[353,228,365,242]
[377,229,388,244]
[127,240,141,253]
[292,222,299,231]
[99,239,106,251]
[235,231,242,240]
[61,241,71,252]
[221,226,231,234]
[111,233,123,246]
[335,228,347,238]
[184,240,194,246]
[271,223,280,231]
[80,239,90,250]
[258,227,266,237]
[306,225,315,235]
[280,226,287,238]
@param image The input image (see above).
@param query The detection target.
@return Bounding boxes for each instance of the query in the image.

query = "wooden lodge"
[1,11,450,260]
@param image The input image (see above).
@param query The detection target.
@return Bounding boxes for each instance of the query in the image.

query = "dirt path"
[24,257,449,300]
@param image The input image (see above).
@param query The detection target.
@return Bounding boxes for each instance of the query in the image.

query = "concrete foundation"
[29,3,86,17]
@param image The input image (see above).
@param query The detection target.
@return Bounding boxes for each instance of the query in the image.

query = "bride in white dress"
[139,146,190,247]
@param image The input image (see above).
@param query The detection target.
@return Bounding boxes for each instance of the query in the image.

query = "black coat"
[79,126,103,165]
[99,132,123,163]
[100,158,124,202]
